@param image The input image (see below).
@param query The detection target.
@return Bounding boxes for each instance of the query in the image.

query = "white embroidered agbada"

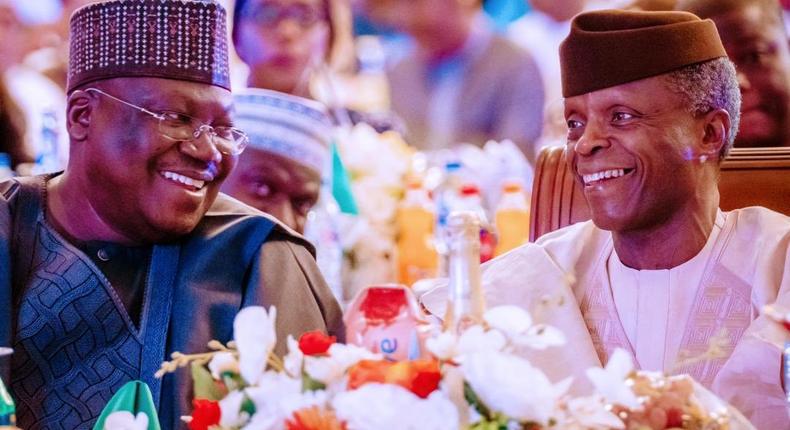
[421,206,790,428]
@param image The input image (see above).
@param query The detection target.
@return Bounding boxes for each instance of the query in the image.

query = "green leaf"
[241,396,256,416]
[191,363,226,401]
[464,381,494,420]
[302,374,327,392]
[92,381,161,430]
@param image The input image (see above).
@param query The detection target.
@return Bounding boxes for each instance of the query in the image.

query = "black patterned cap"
[67,0,231,93]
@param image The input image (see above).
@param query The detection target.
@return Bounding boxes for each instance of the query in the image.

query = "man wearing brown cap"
[422,9,790,428]
[676,0,790,148]
[0,0,343,428]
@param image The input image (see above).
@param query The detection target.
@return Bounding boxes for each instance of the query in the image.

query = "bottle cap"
[460,184,480,196]
[359,285,409,322]
[502,181,523,193]
[444,161,462,171]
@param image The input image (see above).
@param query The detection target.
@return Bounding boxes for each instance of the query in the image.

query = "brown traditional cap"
[67,0,231,93]
[559,9,726,97]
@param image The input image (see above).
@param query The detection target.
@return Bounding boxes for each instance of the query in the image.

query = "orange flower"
[286,406,346,430]
[347,359,441,398]
[298,331,337,356]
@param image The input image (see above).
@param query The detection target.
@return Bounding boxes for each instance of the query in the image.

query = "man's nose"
[573,120,611,156]
[180,126,223,164]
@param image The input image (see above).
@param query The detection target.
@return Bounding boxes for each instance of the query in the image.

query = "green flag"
[331,142,358,215]
[92,381,161,430]
[0,376,15,426]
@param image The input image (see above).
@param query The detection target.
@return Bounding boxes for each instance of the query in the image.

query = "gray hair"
[663,57,741,159]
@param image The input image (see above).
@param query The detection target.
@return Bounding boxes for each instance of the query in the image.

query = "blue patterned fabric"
[1,175,342,430]
[11,223,143,429]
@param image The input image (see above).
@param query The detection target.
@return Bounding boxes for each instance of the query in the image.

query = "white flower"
[484,306,533,337]
[484,306,565,350]
[283,335,304,377]
[461,350,567,424]
[304,343,380,385]
[426,325,507,362]
[244,371,327,428]
[586,348,641,409]
[456,325,507,357]
[219,390,250,428]
[425,331,459,361]
[208,351,239,379]
[103,411,148,430]
[557,395,625,430]
[333,383,458,430]
[513,324,566,350]
[241,414,280,430]
[234,306,277,385]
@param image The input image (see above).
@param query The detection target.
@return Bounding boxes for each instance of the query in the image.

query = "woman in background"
[232,0,354,98]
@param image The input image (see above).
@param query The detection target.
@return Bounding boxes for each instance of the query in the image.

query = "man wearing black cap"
[0,1,343,428]
[422,9,789,428]
[677,0,790,148]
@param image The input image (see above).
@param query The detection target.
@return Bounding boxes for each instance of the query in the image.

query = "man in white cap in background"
[222,88,333,234]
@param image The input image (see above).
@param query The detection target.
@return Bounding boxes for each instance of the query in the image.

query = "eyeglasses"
[241,2,327,28]
[85,88,249,156]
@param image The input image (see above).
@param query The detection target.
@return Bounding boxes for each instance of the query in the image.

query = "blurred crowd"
[1,0,790,177]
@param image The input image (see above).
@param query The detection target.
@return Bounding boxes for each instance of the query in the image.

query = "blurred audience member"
[373,0,545,165]
[0,1,31,168]
[508,0,585,146]
[23,0,98,91]
[222,89,332,233]
[677,0,790,147]
[232,0,354,99]
[0,0,67,172]
[0,82,31,169]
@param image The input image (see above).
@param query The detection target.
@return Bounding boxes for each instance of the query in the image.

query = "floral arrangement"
[332,124,536,300]
[156,304,740,430]
[333,123,416,299]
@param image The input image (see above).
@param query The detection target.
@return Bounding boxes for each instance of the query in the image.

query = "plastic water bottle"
[344,284,428,360]
[0,154,14,181]
[494,181,531,256]
[304,184,344,305]
[434,161,464,276]
[456,184,497,263]
[33,108,61,174]
[396,182,437,287]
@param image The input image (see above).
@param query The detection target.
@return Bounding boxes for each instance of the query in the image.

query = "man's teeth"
[162,171,205,189]
[583,169,626,185]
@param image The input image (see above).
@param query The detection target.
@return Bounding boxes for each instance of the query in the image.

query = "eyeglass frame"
[239,1,328,29]
[84,87,249,156]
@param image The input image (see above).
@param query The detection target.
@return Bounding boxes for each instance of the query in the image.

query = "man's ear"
[700,108,730,160]
[66,90,94,142]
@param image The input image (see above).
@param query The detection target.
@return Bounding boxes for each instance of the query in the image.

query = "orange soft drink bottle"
[494,181,531,256]
[396,182,438,287]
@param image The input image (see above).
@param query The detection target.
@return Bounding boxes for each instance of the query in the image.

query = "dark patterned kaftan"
[0,175,344,429]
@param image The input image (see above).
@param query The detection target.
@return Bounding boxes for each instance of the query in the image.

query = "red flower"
[665,407,684,428]
[299,331,336,356]
[189,398,220,430]
[347,359,441,398]
[410,362,442,398]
